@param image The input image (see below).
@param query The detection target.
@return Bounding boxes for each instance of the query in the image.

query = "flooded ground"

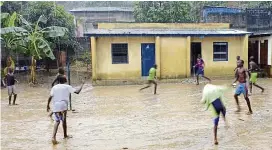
[1,79,272,150]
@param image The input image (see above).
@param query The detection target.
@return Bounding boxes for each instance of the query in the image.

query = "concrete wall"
[95,37,154,79]
[98,23,230,29]
[160,37,188,78]
[92,35,247,80]
[191,36,246,77]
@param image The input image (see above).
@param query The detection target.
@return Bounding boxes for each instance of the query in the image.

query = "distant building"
[202,6,246,29]
[69,7,135,37]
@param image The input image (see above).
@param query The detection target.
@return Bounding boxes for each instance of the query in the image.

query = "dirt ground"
[1,78,272,150]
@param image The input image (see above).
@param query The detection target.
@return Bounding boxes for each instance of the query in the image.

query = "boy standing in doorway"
[139,64,157,94]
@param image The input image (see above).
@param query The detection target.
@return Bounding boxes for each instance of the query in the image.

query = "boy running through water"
[201,84,229,145]
[47,76,84,144]
[248,56,264,94]
[194,54,211,85]
[139,64,157,94]
[4,68,18,105]
[232,60,253,115]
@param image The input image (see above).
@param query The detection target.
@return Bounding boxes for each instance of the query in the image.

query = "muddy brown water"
[1,79,272,150]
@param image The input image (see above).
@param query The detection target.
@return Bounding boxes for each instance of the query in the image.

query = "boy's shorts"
[196,69,204,76]
[212,98,226,126]
[235,83,248,97]
[250,72,258,84]
[7,85,16,96]
[54,111,66,122]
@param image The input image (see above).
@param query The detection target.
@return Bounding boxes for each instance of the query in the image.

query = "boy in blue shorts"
[201,84,229,145]
[193,54,211,85]
[232,60,253,115]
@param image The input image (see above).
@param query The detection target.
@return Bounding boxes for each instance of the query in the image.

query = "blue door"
[141,43,155,76]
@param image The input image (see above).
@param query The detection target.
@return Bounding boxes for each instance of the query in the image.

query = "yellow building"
[85,23,251,81]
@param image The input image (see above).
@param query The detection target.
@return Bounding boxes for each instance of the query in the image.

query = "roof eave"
[84,33,251,37]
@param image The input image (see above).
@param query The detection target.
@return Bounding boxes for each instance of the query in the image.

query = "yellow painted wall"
[191,36,245,77]
[96,37,155,79]
[94,35,248,80]
[98,23,230,29]
[160,37,188,78]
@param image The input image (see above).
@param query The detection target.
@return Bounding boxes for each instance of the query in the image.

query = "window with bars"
[213,42,228,61]
[111,43,128,64]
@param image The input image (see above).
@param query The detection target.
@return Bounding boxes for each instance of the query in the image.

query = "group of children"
[139,54,211,94]
[3,55,265,145]
[202,55,265,145]
[139,55,265,145]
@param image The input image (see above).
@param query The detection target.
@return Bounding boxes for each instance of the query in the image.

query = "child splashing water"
[201,84,229,145]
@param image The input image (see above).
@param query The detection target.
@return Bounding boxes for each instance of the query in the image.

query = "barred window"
[111,44,128,64]
[213,42,228,61]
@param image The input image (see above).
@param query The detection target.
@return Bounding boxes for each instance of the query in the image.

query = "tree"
[134,1,194,23]
[1,14,68,84]
[22,1,82,67]
[1,12,22,74]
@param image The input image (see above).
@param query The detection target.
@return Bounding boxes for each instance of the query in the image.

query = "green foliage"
[134,1,272,23]
[22,2,81,54]
[1,1,27,14]
[81,50,91,64]
[134,1,194,23]
[18,15,68,60]
[1,13,68,60]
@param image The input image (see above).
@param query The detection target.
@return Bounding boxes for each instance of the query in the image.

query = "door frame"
[190,42,202,76]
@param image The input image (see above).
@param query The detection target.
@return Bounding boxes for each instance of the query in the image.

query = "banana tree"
[22,15,68,84]
[1,14,68,84]
[1,12,21,74]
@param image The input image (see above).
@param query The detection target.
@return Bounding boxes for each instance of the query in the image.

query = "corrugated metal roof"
[84,29,252,36]
[70,7,133,12]
[251,30,272,36]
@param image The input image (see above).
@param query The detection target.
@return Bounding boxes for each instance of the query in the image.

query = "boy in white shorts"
[5,68,18,105]
[47,75,84,144]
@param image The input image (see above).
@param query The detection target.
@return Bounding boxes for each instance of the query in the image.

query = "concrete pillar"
[242,35,249,68]
[155,36,161,79]
[91,37,97,80]
[186,36,191,78]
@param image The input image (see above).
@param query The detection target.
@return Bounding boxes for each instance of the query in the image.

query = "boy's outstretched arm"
[74,83,85,94]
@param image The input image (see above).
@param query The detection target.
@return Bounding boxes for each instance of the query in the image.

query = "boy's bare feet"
[246,111,253,115]
[52,138,59,145]
[235,108,241,113]
[64,135,73,139]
